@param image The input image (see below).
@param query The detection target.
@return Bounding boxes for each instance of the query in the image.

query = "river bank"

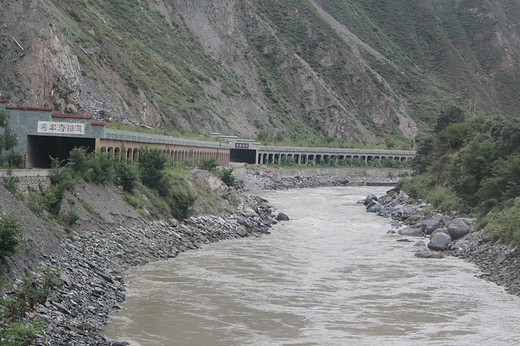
[365,187,520,296]
[22,195,277,345]
[234,166,410,191]
[0,166,410,345]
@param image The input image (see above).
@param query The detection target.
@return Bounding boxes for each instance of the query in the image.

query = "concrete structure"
[229,138,415,165]
[0,100,230,168]
[1,99,414,169]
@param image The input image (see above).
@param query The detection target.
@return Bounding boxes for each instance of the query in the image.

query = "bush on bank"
[400,110,520,245]
[30,147,196,222]
[0,269,57,345]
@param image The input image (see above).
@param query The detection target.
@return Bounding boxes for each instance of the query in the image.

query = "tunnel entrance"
[230,148,256,164]
[27,135,96,168]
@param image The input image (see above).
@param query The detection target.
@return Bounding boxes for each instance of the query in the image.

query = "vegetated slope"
[0,0,519,145]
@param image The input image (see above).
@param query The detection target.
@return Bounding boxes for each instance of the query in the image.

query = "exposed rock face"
[0,1,82,113]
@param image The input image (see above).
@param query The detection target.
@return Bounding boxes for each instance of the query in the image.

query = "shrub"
[218,167,235,187]
[169,188,196,220]
[426,188,462,213]
[199,157,219,172]
[0,213,21,259]
[488,199,520,247]
[68,147,89,174]
[138,148,170,193]
[0,269,57,344]
[116,161,138,192]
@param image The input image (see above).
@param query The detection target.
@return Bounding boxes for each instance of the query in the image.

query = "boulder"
[364,194,378,205]
[276,212,290,221]
[398,227,422,237]
[367,202,383,213]
[428,232,452,251]
[420,214,444,235]
[447,218,476,240]
[441,215,453,227]
[431,228,449,238]
[413,240,426,247]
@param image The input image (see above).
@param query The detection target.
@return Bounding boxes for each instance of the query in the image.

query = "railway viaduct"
[229,140,415,166]
[1,100,415,169]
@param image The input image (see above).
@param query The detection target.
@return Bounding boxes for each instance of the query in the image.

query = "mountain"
[1,0,519,146]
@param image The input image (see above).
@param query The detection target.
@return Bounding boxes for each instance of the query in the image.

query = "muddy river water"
[105,186,520,345]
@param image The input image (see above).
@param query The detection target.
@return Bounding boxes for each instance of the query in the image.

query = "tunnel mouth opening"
[27,135,96,168]
[230,148,256,164]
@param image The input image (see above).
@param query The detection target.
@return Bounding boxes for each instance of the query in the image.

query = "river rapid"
[105,186,520,345]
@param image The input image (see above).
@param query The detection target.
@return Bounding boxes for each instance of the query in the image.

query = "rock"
[243,207,258,217]
[496,253,507,265]
[364,194,378,205]
[236,227,248,237]
[420,215,444,235]
[110,341,130,346]
[431,228,449,238]
[387,230,396,234]
[397,238,413,242]
[276,212,290,221]
[415,249,445,258]
[413,240,426,247]
[367,201,383,213]
[447,218,475,239]
[52,302,72,315]
[428,232,452,251]
[77,323,96,331]
[398,227,422,236]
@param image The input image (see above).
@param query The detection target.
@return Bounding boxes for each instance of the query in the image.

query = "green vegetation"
[400,108,520,245]
[198,157,219,173]
[138,148,196,220]
[0,269,57,345]
[0,214,21,266]
[0,111,22,168]
[197,157,235,187]
[28,147,196,222]
[218,167,235,187]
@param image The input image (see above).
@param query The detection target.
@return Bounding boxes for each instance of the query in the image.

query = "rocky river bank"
[234,166,409,191]
[1,167,409,345]
[11,194,281,345]
[365,187,520,296]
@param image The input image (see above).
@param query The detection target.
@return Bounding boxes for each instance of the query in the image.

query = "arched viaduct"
[97,129,229,166]
[255,146,415,165]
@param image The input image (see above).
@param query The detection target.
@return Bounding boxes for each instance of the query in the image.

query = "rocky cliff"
[1,0,519,144]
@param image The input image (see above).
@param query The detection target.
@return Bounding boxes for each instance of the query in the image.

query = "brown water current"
[105,186,520,345]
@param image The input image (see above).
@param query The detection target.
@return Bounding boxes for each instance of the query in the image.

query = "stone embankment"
[21,195,279,345]
[365,188,520,295]
[235,166,409,191]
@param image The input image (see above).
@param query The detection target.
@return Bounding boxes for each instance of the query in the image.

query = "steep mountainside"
[1,0,519,145]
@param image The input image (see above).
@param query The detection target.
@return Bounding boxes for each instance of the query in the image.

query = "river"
[104,186,520,345]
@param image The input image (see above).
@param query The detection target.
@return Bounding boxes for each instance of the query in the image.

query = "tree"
[138,148,171,195]
[434,106,465,134]
[0,110,21,167]
[0,213,21,259]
